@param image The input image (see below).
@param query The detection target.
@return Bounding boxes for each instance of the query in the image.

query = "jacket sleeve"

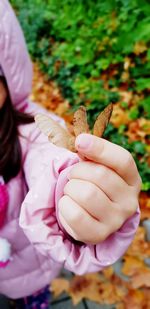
[19,126,140,275]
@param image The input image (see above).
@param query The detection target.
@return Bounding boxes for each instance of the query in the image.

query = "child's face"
[0,79,7,109]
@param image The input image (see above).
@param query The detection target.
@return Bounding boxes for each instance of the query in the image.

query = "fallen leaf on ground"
[122,289,145,309]
[110,103,130,127]
[126,226,150,259]
[131,270,150,288]
[68,273,126,305]
[122,255,149,277]
[51,278,69,298]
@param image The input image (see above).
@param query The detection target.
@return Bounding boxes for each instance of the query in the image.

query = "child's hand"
[58,134,141,244]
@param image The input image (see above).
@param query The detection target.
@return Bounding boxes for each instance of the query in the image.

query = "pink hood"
[0,0,32,110]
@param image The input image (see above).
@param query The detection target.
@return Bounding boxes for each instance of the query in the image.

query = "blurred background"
[10,0,150,308]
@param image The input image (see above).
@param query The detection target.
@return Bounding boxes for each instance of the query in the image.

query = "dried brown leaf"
[34,114,76,152]
[93,103,113,137]
[35,104,113,152]
[73,106,89,137]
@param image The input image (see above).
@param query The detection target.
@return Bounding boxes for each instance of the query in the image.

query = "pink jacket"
[0,0,140,299]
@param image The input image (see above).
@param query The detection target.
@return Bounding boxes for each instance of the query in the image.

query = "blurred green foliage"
[11,0,150,189]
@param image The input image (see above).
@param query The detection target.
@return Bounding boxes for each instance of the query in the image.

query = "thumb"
[75,133,104,163]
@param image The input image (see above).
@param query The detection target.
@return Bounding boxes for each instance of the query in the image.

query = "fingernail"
[75,134,93,150]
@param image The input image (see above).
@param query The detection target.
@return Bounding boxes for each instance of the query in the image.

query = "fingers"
[58,195,110,244]
[68,161,129,201]
[68,162,138,219]
[75,134,141,188]
[64,178,115,222]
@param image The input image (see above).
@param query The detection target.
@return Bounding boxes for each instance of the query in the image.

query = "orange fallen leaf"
[122,256,147,277]
[126,118,150,143]
[140,192,150,220]
[110,103,130,128]
[68,273,126,305]
[101,266,114,279]
[51,278,69,298]
[30,63,64,111]
[131,270,150,288]
[126,226,150,259]
[123,289,145,309]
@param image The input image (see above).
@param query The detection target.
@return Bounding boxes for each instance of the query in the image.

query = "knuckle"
[89,224,109,244]
[83,183,97,202]
[125,198,138,217]
[71,211,82,226]
[97,166,109,182]
[58,195,83,224]
[130,173,142,194]
[58,195,67,211]
[97,225,110,243]
[124,150,134,169]
[64,179,77,195]
[69,163,80,178]
[111,215,124,231]
[81,224,112,245]
[64,180,72,194]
